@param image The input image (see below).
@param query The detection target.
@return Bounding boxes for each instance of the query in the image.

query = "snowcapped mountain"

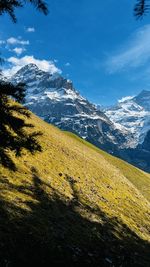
[105,91,150,172]
[10,63,132,154]
[135,90,150,110]
[105,92,150,147]
[9,64,150,172]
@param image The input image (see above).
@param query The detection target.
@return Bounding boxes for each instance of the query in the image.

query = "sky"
[1,0,150,106]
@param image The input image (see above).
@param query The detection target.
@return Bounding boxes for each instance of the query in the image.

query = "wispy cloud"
[7,37,29,45]
[0,40,5,45]
[26,27,35,33]
[3,55,62,77]
[65,62,71,67]
[12,47,26,56]
[106,25,150,73]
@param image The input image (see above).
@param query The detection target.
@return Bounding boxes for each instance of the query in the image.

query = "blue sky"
[0,0,150,105]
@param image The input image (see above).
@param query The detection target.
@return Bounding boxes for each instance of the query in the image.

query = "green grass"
[64,131,150,202]
[0,113,150,266]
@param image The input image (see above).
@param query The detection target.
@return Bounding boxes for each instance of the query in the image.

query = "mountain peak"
[24,63,39,70]
[14,63,42,76]
[11,63,51,85]
[135,89,150,99]
[134,89,150,111]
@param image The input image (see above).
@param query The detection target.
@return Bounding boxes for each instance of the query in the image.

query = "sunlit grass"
[0,113,150,242]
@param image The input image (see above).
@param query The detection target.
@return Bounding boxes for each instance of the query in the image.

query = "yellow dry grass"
[0,111,150,265]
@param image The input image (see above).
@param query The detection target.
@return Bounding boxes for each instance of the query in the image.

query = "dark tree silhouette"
[0,81,42,170]
[0,0,48,22]
[134,0,150,18]
[0,0,48,169]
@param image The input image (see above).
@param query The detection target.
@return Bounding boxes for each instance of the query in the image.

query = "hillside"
[0,110,150,266]
[9,63,150,173]
[10,63,133,153]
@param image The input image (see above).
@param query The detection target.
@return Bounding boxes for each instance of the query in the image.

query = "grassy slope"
[65,132,150,202]
[0,113,150,266]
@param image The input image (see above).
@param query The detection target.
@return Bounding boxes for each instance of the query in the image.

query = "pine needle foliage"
[0,0,48,169]
[0,0,48,22]
[0,82,42,170]
[134,0,150,19]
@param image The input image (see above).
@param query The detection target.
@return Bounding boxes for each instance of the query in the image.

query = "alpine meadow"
[0,1,150,266]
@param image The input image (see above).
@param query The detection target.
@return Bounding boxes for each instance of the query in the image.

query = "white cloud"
[12,47,26,55]
[106,25,150,73]
[0,40,5,45]
[7,37,29,45]
[3,55,62,77]
[26,27,35,33]
[65,62,71,67]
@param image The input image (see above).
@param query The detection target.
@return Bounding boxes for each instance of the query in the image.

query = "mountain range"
[105,91,150,172]
[1,64,150,266]
[10,63,150,172]
[105,91,150,147]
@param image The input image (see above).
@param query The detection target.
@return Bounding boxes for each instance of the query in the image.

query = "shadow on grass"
[0,168,150,266]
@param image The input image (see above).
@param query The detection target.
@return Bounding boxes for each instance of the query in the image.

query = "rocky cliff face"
[11,63,132,155]
[105,91,150,172]
[105,92,150,147]
[10,63,150,172]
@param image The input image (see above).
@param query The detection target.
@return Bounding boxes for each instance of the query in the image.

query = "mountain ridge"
[8,63,150,172]
[105,90,150,147]
[10,63,134,153]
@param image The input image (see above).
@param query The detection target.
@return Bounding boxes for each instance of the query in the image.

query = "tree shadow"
[0,168,150,266]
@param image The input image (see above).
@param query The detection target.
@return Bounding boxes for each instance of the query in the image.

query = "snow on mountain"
[3,63,150,172]
[105,92,150,147]
[10,63,132,154]
[135,90,150,111]
[12,63,85,104]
